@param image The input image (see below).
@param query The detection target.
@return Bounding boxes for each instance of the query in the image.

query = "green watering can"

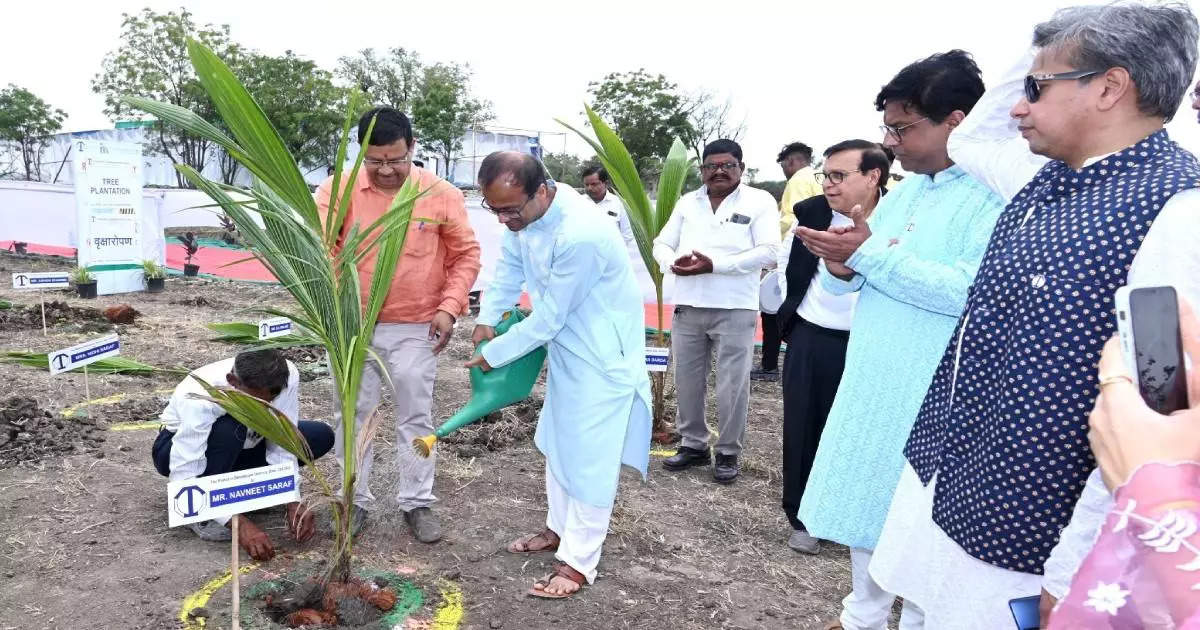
[412,309,547,457]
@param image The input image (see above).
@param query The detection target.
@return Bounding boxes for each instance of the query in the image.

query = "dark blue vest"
[904,129,1200,573]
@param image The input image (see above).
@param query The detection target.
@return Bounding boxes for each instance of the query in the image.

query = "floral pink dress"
[1050,462,1200,629]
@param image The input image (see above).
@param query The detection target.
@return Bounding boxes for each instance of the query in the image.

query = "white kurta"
[478,183,652,509]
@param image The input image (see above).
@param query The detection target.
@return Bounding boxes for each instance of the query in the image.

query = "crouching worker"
[151,349,335,560]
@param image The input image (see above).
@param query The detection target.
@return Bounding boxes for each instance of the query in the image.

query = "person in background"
[152,349,334,561]
[775,140,892,554]
[867,4,1200,628]
[754,142,823,382]
[316,106,481,543]
[793,50,1002,629]
[470,152,651,599]
[654,139,780,485]
[581,164,635,249]
[1049,300,1200,628]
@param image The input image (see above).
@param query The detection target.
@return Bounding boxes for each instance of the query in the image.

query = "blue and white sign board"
[48,334,120,375]
[167,462,300,527]
[71,140,145,296]
[12,272,71,290]
[646,347,670,372]
[258,317,293,340]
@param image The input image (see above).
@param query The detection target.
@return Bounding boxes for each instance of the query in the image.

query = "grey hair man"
[868,3,1200,628]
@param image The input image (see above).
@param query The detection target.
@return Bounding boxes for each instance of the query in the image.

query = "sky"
[5,0,1200,180]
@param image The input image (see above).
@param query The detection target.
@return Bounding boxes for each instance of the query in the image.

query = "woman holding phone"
[1049,299,1200,628]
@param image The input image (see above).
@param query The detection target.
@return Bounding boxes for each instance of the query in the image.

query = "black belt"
[797,316,850,340]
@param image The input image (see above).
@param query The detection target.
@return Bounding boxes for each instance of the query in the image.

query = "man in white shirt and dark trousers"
[151,349,335,561]
[582,164,636,249]
[777,140,892,554]
[655,139,780,484]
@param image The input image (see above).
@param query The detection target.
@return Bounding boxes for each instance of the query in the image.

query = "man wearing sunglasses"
[315,106,481,543]
[653,139,780,485]
[468,151,651,599]
[793,51,1005,630]
[869,4,1200,629]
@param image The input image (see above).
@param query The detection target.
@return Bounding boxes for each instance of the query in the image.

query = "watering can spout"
[411,309,547,458]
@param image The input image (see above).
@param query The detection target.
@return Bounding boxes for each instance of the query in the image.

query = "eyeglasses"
[1023,70,1101,103]
[363,156,412,168]
[880,118,928,144]
[700,161,741,173]
[815,169,863,185]
[481,194,534,217]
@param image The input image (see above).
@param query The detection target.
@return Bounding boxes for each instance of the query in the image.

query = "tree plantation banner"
[71,139,145,295]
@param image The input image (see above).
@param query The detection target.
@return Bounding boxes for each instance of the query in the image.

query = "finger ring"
[1098,373,1134,388]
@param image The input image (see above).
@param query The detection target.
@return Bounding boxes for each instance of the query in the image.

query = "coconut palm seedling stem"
[557,105,690,439]
[125,39,425,584]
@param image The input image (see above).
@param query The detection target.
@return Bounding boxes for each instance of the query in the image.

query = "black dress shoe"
[713,454,739,484]
[663,446,711,471]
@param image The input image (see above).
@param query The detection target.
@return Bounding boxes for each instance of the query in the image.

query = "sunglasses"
[1024,70,1102,103]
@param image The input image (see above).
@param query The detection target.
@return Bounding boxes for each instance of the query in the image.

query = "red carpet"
[3,240,764,340]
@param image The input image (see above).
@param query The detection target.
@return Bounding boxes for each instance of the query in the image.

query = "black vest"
[777,194,834,338]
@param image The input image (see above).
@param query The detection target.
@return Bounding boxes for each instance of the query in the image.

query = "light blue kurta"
[478,184,652,508]
[797,166,1003,550]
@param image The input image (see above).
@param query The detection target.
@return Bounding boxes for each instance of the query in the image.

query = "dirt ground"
[0,249,883,630]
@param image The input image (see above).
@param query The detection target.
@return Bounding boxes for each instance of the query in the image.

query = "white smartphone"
[1114,285,1190,414]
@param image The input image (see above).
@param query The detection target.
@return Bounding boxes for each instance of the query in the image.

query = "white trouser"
[841,548,925,630]
[545,463,614,584]
[335,323,437,510]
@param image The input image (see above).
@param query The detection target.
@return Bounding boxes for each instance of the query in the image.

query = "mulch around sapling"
[236,564,423,629]
[0,396,106,468]
[0,300,114,334]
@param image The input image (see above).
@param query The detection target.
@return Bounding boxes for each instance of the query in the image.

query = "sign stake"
[83,364,91,423]
[231,516,241,630]
[39,291,47,337]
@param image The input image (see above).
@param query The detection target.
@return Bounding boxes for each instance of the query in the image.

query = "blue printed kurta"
[797,166,1003,550]
[477,184,652,508]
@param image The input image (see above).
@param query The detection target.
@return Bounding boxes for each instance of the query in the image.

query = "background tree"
[542,152,586,188]
[587,70,694,182]
[92,8,241,188]
[336,47,423,112]
[410,62,493,181]
[217,50,349,183]
[0,85,66,181]
[682,90,747,164]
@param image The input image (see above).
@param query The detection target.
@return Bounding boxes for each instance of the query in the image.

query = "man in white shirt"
[776,140,892,555]
[151,349,335,561]
[654,139,780,484]
[581,164,635,248]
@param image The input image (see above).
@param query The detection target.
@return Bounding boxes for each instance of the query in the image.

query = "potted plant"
[71,266,97,299]
[142,260,166,293]
[177,232,200,276]
[127,40,424,597]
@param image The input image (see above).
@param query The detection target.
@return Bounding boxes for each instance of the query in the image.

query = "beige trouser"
[334,322,437,510]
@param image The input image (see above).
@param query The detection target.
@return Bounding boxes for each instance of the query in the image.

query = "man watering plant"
[466,151,651,599]
[315,106,481,543]
[152,349,335,561]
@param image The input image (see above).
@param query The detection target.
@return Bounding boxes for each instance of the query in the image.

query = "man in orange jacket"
[316,106,481,543]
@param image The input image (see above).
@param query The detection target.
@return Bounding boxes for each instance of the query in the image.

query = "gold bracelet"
[1098,374,1134,388]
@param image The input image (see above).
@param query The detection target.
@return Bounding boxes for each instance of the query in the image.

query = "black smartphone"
[1009,595,1041,630]
[1115,285,1190,414]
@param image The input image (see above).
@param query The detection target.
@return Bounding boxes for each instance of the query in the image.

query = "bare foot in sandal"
[529,563,585,599]
[507,528,560,553]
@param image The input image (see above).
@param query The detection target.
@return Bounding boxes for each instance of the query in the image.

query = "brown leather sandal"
[528,562,586,599]
[506,529,560,554]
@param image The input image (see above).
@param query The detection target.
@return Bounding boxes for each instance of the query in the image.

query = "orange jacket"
[316,167,481,323]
